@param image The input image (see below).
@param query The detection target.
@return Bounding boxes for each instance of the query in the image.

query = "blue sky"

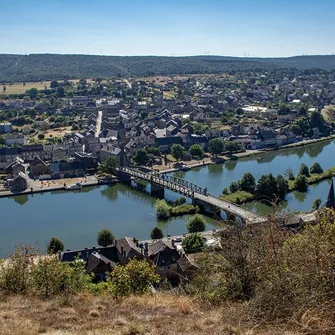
[1,0,335,57]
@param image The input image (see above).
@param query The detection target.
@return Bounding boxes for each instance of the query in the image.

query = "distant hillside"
[1,54,335,82]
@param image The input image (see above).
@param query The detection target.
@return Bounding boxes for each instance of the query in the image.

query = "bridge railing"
[118,167,207,195]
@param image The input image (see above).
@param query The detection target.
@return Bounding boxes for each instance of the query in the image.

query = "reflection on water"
[293,190,307,203]
[13,194,29,206]
[225,160,237,171]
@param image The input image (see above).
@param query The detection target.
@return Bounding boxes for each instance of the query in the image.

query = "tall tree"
[239,172,256,193]
[171,144,185,161]
[47,237,64,254]
[133,148,149,166]
[97,228,115,247]
[150,227,164,240]
[187,214,206,233]
[208,138,224,156]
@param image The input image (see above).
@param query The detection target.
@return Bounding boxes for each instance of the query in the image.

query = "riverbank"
[154,135,335,173]
[0,176,117,199]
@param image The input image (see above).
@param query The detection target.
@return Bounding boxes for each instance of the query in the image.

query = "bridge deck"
[194,193,267,224]
[118,167,267,224]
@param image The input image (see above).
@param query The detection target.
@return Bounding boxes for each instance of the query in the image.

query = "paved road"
[95,110,102,137]
[194,193,267,224]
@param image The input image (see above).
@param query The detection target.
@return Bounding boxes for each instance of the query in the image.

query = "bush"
[174,196,186,205]
[187,214,206,233]
[150,226,164,240]
[37,133,45,140]
[239,172,256,193]
[229,181,240,193]
[47,237,64,254]
[110,259,160,297]
[155,199,171,219]
[182,233,204,254]
[97,228,115,247]
[170,204,198,216]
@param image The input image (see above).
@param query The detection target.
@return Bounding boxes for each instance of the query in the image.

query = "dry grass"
[0,293,326,335]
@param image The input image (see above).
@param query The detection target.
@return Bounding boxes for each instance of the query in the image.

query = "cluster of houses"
[60,236,198,285]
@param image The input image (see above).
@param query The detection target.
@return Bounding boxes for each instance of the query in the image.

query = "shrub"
[38,133,45,140]
[174,196,186,205]
[110,259,160,297]
[182,233,204,254]
[187,214,206,233]
[171,204,198,216]
[97,228,115,247]
[229,181,240,193]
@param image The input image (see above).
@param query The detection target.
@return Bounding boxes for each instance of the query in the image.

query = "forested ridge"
[1,54,335,82]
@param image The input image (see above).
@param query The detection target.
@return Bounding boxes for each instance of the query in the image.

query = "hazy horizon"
[2,0,335,57]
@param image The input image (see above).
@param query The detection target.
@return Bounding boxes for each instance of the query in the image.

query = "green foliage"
[170,204,198,216]
[220,191,255,204]
[225,141,242,153]
[294,174,309,192]
[174,196,186,205]
[208,138,224,156]
[171,144,185,161]
[0,245,91,298]
[150,226,164,240]
[38,133,45,140]
[98,156,118,174]
[239,172,256,193]
[285,168,295,180]
[182,233,204,254]
[188,144,204,158]
[97,228,115,247]
[146,146,161,157]
[47,237,64,254]
[187,214,206,233]
[310,162,323,174]
[275,174,289,200]
[110,259,160,297]
[133,148,149,166]
[229,181,239,193]
[312,198,321,210]
[155,199,171,219]
[222,188,229,195]
[299,163,310,177]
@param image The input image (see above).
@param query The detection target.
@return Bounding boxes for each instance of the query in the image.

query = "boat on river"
[65,182,82,190]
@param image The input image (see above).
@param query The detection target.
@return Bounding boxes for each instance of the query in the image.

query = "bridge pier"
[193,198,218,215]
[151,183,165,198]
[118,171,132,185]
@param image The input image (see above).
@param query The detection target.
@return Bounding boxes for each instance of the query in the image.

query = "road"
[95,110,102,137]
[124,79,132,89]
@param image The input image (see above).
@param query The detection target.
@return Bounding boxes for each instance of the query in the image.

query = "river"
[1,139,334,257]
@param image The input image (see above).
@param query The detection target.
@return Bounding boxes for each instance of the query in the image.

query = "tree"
[99,156,118,174]
[182,233,204,254]
[208,138,224,156]
[276,174,289,200]
[225,141,241,153]
[56,86,65,98]
[150,227,164,240]
[310,162,323,174]
[229,181,240,193]
[256,173,278,201]
[171,144,185,161]
[50,80,59,88]
[189,144,204,158]
[29,88,38,99]
[155,199,171,219]
[146,146,161,157]
[38,133,45,140]
[239,172,256,193]
[47,237,64,254]
[110,259,160,297]
[299,163,310,177]
[133,148,149,166]
[294,175,308,192]
[285,168,295,180]
[97,228,115,247]
[312,198,321,210]
[187,214,206,233]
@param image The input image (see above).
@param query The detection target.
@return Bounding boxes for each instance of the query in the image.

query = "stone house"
[30,156,50,178]
[10,171,30,191]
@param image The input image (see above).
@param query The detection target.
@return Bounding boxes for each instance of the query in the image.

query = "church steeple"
[326,179,335,209]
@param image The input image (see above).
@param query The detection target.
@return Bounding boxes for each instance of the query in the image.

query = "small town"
[1,1,335,334]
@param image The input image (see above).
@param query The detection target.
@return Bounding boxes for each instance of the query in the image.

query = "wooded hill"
[1,54,335,82]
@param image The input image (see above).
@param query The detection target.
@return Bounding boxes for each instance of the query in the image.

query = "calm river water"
[1,139,334,256]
